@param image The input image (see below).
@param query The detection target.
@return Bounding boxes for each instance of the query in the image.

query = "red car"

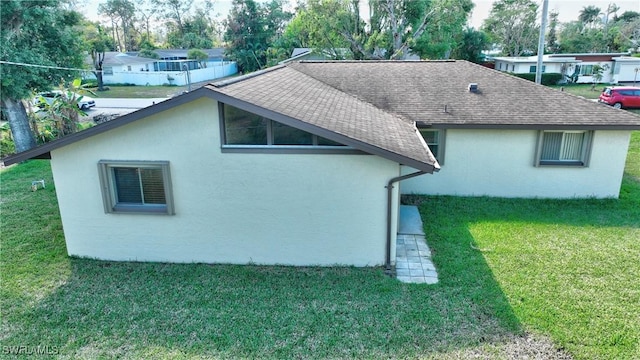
[598,86,640,109]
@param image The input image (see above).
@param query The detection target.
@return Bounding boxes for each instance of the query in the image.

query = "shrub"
[511,72,564,85]
[0,123,15,157]
[82,80,98,88]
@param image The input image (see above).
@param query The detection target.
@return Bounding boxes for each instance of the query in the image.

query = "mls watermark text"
[2,345,59,355]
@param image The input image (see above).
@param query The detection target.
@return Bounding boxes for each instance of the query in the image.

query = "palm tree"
[579,6,602,29]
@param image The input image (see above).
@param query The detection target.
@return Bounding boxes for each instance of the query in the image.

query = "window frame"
[218,103,360,154]
[534,130,593,167]
[98,160,175,215]
[579,64,594,76]
[419,129,446,165]
[529,65,546,73]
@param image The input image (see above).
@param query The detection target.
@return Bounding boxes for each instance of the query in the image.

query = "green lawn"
[549,83,640,115]
[421,131,640,359]
[1,133,638,358]
[548,83,606,99]
[89,85,184,98]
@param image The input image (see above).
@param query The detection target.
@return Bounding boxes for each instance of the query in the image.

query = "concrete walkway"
[396,205,439,284]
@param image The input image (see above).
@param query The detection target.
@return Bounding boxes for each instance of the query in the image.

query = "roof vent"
[468,83,478,93]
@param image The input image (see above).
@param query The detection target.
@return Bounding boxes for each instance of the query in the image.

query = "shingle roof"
[287,60,640,129]
[207,66,438,172]
[4,60,640,168]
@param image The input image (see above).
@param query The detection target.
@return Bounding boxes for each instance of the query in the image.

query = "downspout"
[385,170,427,275]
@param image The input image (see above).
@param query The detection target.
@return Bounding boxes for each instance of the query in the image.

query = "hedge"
[510,72,564,86]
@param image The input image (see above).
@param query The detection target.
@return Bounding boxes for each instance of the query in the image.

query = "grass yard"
[548,83,607,99]
[2,162,521,359]
[549,83,640,115]
[1,133,639,358]
[420,131,640,359]
[89,85,184,99]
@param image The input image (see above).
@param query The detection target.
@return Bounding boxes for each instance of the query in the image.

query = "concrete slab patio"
[396,205,439,284]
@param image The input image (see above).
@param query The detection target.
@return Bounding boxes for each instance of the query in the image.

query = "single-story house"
[4,61,640,267]
[86,50,238,86]
[493,52,639,84]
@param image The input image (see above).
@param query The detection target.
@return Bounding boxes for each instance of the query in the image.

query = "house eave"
[207,88,439,173]
[1,88,211,166]
[418,123,640,131]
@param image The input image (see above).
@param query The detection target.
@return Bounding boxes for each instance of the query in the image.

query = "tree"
[411,0,475,59]
[482,0,539,57]
[98,0,137,51]
[579,5,602,29]
[603,3,620,37]
[546,10,561,53]
[153,0,194,35]
[138,49,160,59]
[80,21,114,91]
[135,0,158,41]
[1,0,85,152]
[558,20,612,53]
[590,63,608,90]
[35,79,93,139]
[224,0,292,73]
[188,49,209,68]
[278,1,352,59]
[451,27,489,63]
[281,0,473,61]
[614,11,640,23]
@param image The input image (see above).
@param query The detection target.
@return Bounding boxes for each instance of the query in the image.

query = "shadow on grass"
[1,162,524,359]
[415,177,640,359]
[2,259,523,358]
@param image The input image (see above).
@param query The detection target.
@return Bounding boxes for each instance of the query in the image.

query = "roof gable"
[208,66,438,172]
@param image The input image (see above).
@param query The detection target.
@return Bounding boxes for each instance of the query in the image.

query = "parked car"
[33,90,96,110]
[598,86,640,109]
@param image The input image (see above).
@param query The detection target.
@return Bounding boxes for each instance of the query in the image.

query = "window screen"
[537,131,591,166]
[99,161,174,214]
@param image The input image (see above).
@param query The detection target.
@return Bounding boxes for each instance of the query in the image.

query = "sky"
[79,0,640,30]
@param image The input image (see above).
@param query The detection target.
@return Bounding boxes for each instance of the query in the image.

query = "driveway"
[81,97,169,122]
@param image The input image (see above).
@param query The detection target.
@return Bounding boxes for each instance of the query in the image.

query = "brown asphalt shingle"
[6,60,639,169]
[209,66,438,172]
[288,60,640,128]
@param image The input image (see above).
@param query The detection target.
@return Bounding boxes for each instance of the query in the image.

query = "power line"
[0,60,96,72]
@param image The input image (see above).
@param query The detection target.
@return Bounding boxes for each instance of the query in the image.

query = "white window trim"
[534,130,593,167]
[98,160,175,215]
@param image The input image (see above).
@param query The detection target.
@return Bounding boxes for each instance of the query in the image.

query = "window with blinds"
[536,131,592,167]
[99,161,174,214]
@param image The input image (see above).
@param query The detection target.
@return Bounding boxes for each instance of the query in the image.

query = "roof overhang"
[418,122,640,131]
[2,86,439,173]
[206,87,439,173]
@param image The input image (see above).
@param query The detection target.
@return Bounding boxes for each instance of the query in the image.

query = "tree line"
[88,0,640,73]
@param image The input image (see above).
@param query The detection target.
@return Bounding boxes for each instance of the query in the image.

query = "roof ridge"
[286,62,415,123]
[212,65,286,87]
[298,59,456,64]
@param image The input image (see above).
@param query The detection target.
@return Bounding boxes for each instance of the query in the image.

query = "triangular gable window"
[221,103,346,147]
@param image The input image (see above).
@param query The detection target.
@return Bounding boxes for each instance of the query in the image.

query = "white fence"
[90,61,238,86]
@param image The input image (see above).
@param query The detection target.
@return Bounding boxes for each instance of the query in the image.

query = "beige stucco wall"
[401,129,631,198]
[50,97,401,266]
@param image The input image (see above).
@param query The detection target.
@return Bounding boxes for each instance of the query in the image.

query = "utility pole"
[535,0,549,84]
